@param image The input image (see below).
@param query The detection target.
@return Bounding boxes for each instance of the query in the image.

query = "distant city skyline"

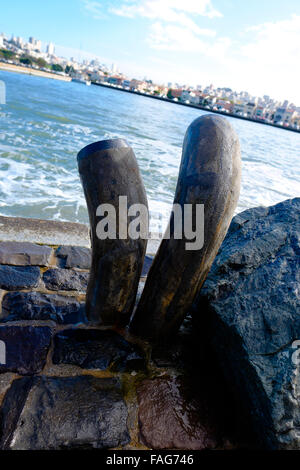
[1,0,300,103]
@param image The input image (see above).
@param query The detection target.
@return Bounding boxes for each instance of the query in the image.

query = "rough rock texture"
[53,329,146,372]
[0,266,40,290]
[0,242,52,266]
[0,373,17,405]
[195,198,300,449]
[43,268,89,292]
[0,326,52,375]
[137,376,220,450]
[56,246,91,269]
[0,376,130,450]
[1,292,86,325]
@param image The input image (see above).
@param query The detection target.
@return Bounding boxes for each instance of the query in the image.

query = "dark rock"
[1,292,86,324]
[131,115,241,341]
[137,376,220,450]
[0,373,16,405]
[141,255,153,277]
[0,265,40,290]
[151,315,194,368]
[0,242,52,266]
[53,328,146,372]
[56,245,91,269]
[0,326,51,375]
[195,198,300,449]
[43,268,89,291]
[0,375,130,450]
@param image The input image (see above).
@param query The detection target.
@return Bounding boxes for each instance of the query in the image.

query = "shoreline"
[0,61,71,82]
[92,81,300,134]
[0,62,298,134]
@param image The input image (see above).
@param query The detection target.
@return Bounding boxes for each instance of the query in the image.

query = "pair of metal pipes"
[77,114,241,342]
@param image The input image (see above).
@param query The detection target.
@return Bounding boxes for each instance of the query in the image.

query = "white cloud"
[109,0,224,60]
[148,22,230,58]
[111,0,222,19]
[110,0,221,34]
[82,0,104,20]
[241,14,300,67]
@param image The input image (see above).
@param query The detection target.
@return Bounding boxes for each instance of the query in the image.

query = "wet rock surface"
[137,375,221,450]
[53,328,146,372]
[43,268,89,292]
[0,242,52,266]
[1,292,86,324]
[0,375,130,450]
[195,198,300,449]
[0,326,52,375]
[0,266,40,290]
[56,245,91,269]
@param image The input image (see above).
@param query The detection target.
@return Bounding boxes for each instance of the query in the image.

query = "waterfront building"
[46,42,55,56]
[233,102,244,115]
[170,88,183,99]
[244,102,256,118]
[254,105,264,119]
[107,76,123,86]
[28,37,41,51]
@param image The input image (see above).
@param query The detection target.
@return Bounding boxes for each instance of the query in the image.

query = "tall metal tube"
[130,115,241,342]
[78,138,148,326]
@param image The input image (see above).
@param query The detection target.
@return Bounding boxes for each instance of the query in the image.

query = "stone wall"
[0,217,234,450]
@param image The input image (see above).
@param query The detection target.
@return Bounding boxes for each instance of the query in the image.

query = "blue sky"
[1,0,300,103]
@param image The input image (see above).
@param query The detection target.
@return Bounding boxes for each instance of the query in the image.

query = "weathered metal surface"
[78,138,148,326]
[131,115,241,341]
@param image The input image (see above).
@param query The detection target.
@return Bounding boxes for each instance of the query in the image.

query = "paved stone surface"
[195,198,300,450]
[43,268,89,292]
[0,326,52,375]
[0,375,130,450]
[0,265,40,290]
[137,376,220,450]
[0,241,52,266]
[53,328,146,372]
[56,245,91,269]
[1,292,86,324]
[0,215,90,247]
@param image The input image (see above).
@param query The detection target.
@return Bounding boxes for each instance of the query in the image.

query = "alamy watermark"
[0,80,6,105]
[0,340,6,365]
[95,196,204,250]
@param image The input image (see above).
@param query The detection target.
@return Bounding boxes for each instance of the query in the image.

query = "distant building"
[181,90,191,102]
[35,40,42,51]
[189,92,200,105]
[130,79,144,91]
[46,42,55,56]
[122,79,131,88]
[244,102,256,117]
[90,70,105,82]
[274,107,287,124]
[254,105,264,119]
[170,89,182,99]
[28,37,41,51]
[107,76,122,86]
[0,36,3,48]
